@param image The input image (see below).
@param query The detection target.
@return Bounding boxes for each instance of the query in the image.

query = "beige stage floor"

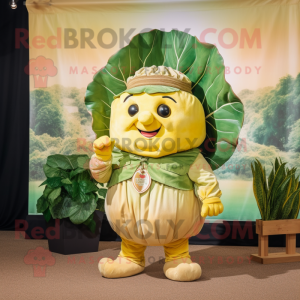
[0,231,299,300]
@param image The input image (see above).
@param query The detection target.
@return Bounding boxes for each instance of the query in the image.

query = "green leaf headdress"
[85,29,244,170]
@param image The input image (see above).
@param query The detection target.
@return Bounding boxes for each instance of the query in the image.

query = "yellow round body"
[105,180,204,246]
[110,91,206,157]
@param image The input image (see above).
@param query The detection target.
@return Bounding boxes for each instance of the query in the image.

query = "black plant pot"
[46,211,104,255]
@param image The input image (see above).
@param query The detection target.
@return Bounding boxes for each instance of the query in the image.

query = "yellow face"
[110,91,206,157]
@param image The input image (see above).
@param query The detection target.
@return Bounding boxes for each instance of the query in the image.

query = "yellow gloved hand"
[201,197,224,217]
[93,136,115,161]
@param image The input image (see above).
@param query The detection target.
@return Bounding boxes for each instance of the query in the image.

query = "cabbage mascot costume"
[85,29,244,281]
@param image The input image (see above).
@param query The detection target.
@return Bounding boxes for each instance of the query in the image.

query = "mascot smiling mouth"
[137,127,161,138]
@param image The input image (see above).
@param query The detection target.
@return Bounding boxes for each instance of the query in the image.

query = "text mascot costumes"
[85,29,244,281]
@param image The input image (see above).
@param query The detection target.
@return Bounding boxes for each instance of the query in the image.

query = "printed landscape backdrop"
[26,0,300,220]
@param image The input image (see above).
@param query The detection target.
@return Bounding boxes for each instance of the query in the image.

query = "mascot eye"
[128,104,139,116]
[157,104,171,118]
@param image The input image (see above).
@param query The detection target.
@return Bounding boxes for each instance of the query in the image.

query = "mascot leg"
[163,238,201,282]
[99,238,146,278]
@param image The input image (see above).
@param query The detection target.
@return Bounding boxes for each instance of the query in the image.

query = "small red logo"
[24,246,55,277]
[24,56,57,88]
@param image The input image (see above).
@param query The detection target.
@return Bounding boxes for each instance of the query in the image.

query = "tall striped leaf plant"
[251,158,300,220]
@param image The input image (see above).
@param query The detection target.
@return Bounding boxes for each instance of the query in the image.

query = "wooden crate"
[251,219,300,264]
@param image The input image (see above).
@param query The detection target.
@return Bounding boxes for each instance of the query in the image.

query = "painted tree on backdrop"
[247,74,300,151]
[29,86,92,180]
[30,89,64,138]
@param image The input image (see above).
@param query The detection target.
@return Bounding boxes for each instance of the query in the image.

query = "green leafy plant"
[36,154,107,232]
[251,158,300,220]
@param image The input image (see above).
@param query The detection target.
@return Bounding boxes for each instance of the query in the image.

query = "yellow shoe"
[163,258,201,282]
[98,257,144,278]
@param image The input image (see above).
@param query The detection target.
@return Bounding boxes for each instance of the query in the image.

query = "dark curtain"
[0,1,29,230]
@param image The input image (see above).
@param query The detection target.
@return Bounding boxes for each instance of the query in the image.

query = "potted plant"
[251,158,300,264]
[36,154,107,255]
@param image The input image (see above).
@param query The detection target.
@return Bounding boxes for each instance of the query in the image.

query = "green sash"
[107,148,199,190]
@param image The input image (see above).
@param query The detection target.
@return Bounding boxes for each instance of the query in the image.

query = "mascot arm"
[188,153,224,217]
[89,155,112,183]
[89,136,114,183]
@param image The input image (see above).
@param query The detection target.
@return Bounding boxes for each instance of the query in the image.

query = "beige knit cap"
[126,66,192,93]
